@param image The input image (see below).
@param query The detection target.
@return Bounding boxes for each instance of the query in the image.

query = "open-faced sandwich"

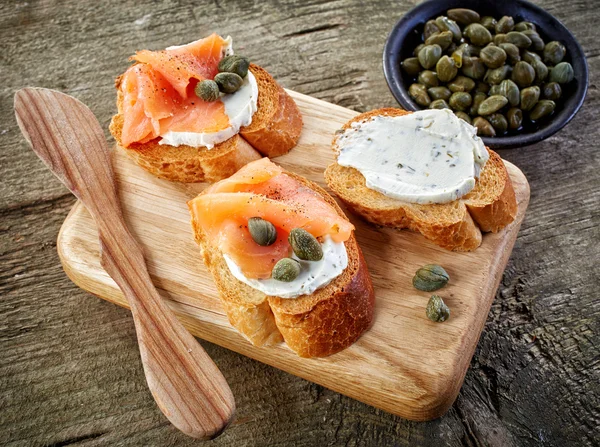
[188,158,374,357]
[109,33,302,183]
[325,108,517,251]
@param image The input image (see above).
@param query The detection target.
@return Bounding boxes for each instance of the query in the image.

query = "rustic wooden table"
[1,1,598,446]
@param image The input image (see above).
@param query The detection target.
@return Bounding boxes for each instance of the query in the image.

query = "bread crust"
[324,108,517,251]
[188,170,374,358]
[109,64,302,183]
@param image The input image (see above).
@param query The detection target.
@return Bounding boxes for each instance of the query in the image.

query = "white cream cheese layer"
[160,36,258,149]
[336,109,489,204]
[224,236,348,299]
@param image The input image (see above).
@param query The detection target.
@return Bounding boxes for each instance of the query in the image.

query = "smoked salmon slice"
[189,159,354,279]
[119,34,232,147]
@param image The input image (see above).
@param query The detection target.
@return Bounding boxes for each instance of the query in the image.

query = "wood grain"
[57,91,529,422]
[2,0,599,445]
[14,88,235,439]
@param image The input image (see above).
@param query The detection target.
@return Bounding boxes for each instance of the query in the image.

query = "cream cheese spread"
[159,36,258,149]
[336,109,489,204]
[223,236,348,299]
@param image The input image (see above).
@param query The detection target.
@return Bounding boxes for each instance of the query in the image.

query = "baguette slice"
[324,108,518,251]
[109,64,302,183]
[189,171,374,358]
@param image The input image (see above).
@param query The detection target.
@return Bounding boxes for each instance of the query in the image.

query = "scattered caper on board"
[413,264,450,292]
[426,295,450,322]
[400,8,575,137]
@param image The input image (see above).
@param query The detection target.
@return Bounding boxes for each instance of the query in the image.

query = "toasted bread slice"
[324,108,517,251]
[109,64,302,183]
[189,171,374,358]
[240,64,303,158]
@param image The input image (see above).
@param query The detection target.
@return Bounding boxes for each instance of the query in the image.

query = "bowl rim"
[382,0,589,149]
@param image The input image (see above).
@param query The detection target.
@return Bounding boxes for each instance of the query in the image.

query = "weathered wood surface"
[0,0,598,445]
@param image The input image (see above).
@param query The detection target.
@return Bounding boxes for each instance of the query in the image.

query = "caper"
[507,107,523,129]
[418,44,443,69]
[531,59,549,82]
[514,21,536,32]
[451,45,466,68]
[424,20,441,40]
[272,258,301,282]
[455,111,472,124]
[480,16,497,31]
[499,43,521,64]
[447,8,480,26]
[505,31,532,48]
[475,82,490,94]
[448,75,475,92]
[464,23,492,46]
[495,16,515,34]
[520,86,541,111]
[194,80,220,102]
[470,91,487,116]
[493,33,508,45]
[414,43,425,57]
[289,228,323,261]
[549,62,574,84]
[214,72,244,93]
[461,57,486,80]
[435,16,462,41]
[430,99,450,109]
[484,65,512,85]
[522,29,545,52]
[449,91,472,111]
[529,100,556,121]
[436,55,458,82]
[488,113,508,134]
[543,41,566,66]
[218,55,250,78]
[499,79,520,107]
[427,86,452,101]
[478,95,508,115]
[247,217,277,246]
[480,45,507,69]
[521,50,542,64]
[413,264,450,291]
[401,57,422,76]
[512,61,535,87]
[418,70,439,88]
[409,83,432,107]
[473,116,496,136]
[426,295,450,322]
[425,30,453,50]
[488,84,502,96]
[542,82,562,100]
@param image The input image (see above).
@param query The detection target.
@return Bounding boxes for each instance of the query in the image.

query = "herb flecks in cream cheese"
[336,109,489,204]
[224,236,348,299]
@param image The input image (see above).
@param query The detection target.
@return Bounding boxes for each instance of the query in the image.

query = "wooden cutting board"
[57,90,529,422]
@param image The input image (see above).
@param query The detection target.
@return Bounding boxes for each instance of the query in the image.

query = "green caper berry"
[435,16,462,41]
[464,23,492,46]
[495,16,515,34]
[447,8,480,26]
[488,113,508,134]
[470,91,487,116]
[461,56,486,80]
[218,55,250,78]
[505,31,532,48]
[522,50,541,64]
[507,107,523,129]
[214,72,244,93]
[418,44,443,69]
[499,79,520,107]
[426,295,450,322]
[423,20,441,40]
[413,264,450,291]
[449,92,472,112]
[418,70,439,88]
[529,100,556,121]
[549,62,574,84]
[409,83,432,107]
[194,80,220,102]
[522,30,545,51]
[493,33,509,45]
[455,111,472,124]
[427,86,452,101]
[430,99,450,110]
[248,217,277,246]
[531,59,549,82]
[484,65,512,85]
[272,258,301,282]
[520,86,541,111]
[512,61,535,87]
[473,117,496,137]
[499,43,521,64]
[425,30,454,50]
[289,228,323,261]
[448,76,475,93]
[543,41,566,66]
[414,43,425,57]
[480,45,507,69]
[514,21,536,32]
[542,82,562,100]
[478,95,508,116]
[401,57,422,76]
[480,16,497,31]
[436,55,458,83]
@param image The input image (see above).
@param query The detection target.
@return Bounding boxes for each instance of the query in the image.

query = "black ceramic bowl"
[383,0,588,149]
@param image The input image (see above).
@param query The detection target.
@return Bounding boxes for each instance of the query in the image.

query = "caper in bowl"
[383,0,588,149]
